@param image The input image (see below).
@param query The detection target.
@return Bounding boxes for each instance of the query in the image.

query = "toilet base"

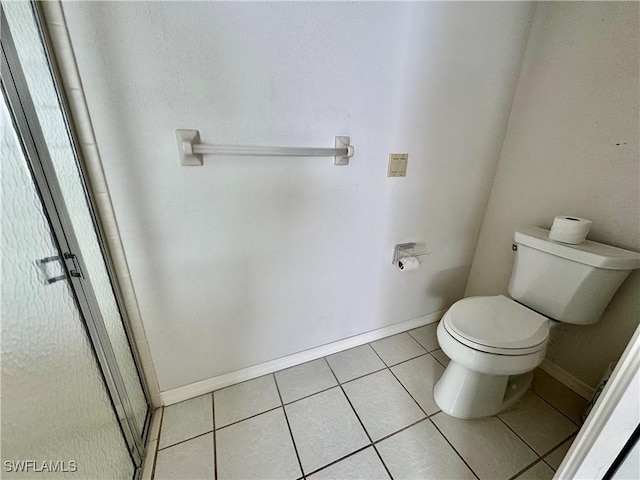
[434,361,533,419]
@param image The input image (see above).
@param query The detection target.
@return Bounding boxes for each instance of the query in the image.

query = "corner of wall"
[463,3,539,298]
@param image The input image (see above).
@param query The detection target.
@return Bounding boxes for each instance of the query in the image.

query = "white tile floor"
[152,323,580,480]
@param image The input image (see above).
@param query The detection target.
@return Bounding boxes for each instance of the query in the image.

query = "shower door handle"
[36,251,83,284]
[35,255,66,284]
[64,252,84,279]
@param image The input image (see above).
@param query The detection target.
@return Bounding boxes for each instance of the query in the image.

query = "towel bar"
[176,129,354,166]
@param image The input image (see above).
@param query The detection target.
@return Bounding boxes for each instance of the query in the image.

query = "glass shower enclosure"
[1,2,150,478]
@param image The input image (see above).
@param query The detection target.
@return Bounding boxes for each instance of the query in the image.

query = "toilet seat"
[442,295,549,356]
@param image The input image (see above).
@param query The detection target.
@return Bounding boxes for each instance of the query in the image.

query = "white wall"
[465,2,639,389]
[62,1,534,391]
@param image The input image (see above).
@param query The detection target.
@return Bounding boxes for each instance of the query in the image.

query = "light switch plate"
[387,153,408,177]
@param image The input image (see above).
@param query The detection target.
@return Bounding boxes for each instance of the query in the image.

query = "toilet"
[433,226,640,419]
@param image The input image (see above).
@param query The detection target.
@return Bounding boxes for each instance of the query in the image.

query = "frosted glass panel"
[3,2,148,434]
[1,97,134,479]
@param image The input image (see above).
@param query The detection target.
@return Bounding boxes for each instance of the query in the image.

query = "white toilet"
[433,226,640,419]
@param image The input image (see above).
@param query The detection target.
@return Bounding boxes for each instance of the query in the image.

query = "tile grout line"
[544,431,578,457]
[329,363,389,386]
[302,444,372,478]
[482,377,579,472]
[367,342,433,420]
[211,393,217,480]
[372,417,430,445]
[366,339,457,445]
[496,410,575,461]
[369,333,429,363]
[214,405,282,431]
[495,412,565,477]
[406,327,440,353]
[363,334,460,478]
[371,439,405,479]
[369,347,429,370]
[495,414,544,457]
[530,387,584,427]
[428,416,481,480]
[156,429,214,452]
[272,373,306,480]
[389,350,430,367]
[368,341,448,420]
[323,356,375,446]
[282,383,340,407]
[167,322,577,480]
[507,458,550,480]
[214,336,435,415]
[541,432,577,465]
[429,350,449,368]
[284,348,432,408]
[322,357,395,480]
[495,414,561,478]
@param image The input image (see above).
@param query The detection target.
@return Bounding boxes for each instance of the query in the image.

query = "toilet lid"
[444,295,549,351]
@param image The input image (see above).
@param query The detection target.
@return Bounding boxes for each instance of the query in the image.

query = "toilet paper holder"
[392,243,430,265]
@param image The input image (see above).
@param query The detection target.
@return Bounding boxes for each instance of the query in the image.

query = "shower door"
[1,92,135,478]
[1,2,148,478]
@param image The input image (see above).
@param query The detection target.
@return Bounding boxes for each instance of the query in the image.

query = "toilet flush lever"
[512,243,518,251]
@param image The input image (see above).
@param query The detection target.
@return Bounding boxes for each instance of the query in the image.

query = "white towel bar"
[176,129,354,166]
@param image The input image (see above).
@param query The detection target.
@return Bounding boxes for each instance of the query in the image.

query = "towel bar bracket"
[334,136,353,166]
[176,129,204,166]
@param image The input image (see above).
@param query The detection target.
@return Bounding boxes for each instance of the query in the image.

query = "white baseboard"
[540,358,595,400]
[160,310,445,406]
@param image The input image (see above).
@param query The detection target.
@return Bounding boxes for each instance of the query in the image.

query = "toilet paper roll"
[397,256,419,271]
[549,215,592,244]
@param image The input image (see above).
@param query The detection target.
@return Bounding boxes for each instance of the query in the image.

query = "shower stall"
[1,2,149,478]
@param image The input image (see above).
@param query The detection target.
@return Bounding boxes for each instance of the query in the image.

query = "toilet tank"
[508,226,640,325]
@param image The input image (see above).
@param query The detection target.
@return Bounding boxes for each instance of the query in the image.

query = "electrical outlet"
[387,153,408,177]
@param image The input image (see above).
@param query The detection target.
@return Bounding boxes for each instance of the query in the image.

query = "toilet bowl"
[433,295,550,418]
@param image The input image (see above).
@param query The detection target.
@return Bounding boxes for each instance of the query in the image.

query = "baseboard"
[540,358,595,400]
[160,310,445,406]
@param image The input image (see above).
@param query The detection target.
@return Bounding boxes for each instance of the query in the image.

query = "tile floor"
[152,323,580,480]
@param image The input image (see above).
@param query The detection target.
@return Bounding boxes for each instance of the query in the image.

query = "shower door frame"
[1,6,149,468]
